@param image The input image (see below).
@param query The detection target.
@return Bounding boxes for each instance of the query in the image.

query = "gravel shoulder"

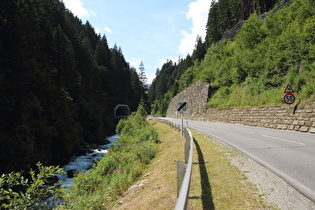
[218,138,315,209]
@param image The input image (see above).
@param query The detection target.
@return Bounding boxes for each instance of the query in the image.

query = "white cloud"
[104,27,113,34]
[129,58,142,68]
[178,30,195,55]
[63,0,90,19]
[147,74,155,85]
[94,26,113,35]
[90,10,96,17]
[178,0,211,55]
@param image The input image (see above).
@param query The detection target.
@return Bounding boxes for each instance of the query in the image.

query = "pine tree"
[155,68,160,76]
[192,35,206,61]
[96,35,111,69]
[206,0,220,47]
[138,61,148,87]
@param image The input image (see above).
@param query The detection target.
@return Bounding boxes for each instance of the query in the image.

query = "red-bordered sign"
[284,84,295,93]
[283,93,295,104]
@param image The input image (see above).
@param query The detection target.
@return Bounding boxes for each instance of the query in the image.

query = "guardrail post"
[184,141,189,164]
[177,161,185,197]
[181,114,184,137]
[154,119,193,210]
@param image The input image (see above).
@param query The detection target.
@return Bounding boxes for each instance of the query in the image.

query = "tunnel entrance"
[114,104,130,119]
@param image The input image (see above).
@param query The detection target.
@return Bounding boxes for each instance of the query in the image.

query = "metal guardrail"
[175,128,193,210]
[152,118,193,210]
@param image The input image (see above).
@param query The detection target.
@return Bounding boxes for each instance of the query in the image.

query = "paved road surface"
[157,117,315,202]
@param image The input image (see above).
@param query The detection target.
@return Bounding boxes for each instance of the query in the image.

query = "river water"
[56,134,120,189]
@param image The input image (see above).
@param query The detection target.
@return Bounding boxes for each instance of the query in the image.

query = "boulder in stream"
[67,169,79,178]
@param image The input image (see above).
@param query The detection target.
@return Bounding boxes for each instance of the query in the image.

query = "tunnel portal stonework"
[166,80,315,134]
[114,104,130,119]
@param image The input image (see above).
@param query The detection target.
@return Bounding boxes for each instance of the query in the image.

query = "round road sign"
[283,93,295,104]
[177,102,188,113]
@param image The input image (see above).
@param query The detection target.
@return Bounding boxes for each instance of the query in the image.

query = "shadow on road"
[193,137,215,210]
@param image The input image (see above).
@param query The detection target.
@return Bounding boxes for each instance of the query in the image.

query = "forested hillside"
[148,0,315,115]
[0,0,147,173]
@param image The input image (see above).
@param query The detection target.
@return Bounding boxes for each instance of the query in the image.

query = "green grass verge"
[189,130,266,209]
[110,121,268,209]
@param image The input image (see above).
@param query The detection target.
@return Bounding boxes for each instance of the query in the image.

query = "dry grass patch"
[188,130,266,209]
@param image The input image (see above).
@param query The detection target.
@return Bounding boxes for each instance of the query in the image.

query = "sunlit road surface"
[156,117,315,202]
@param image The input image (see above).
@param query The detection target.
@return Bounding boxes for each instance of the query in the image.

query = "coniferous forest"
[0,0,147,173]
[149,0,315,115]
[1,0,315,175]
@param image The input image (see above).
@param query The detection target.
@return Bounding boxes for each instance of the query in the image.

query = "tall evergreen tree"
[0,0,146,173]
[138,61,148,88]
[192,35,206,61]
[205,1,221,47]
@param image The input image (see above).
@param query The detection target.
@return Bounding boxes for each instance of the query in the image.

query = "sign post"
[283,84,295,105]
[177,102,188,137]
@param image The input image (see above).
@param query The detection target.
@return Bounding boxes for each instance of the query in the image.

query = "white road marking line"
[261,134,305,146]
[239,130,254,134]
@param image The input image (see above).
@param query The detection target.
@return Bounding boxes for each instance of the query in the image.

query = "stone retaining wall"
[166,80,210,118]
[166,80,315,134]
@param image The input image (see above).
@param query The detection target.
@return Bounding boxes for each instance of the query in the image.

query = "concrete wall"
[166,80,315,134]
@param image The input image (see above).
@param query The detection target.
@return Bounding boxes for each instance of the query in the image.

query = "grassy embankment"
[0,117,268,209]
[1,104,162,209]
[113,121,267,209]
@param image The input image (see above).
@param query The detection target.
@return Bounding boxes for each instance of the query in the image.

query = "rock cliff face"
[221,20,246,40]
[166,80,315,134]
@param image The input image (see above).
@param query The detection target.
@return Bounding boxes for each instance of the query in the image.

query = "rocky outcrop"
[221,20,246,40]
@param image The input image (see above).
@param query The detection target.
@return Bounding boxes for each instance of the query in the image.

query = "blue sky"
[62,0,211,84]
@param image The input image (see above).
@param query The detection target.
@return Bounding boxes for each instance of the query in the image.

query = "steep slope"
[0,0,146,173]
[149,0,315,115]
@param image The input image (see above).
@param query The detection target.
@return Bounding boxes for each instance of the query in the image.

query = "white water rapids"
[56,134,120,189]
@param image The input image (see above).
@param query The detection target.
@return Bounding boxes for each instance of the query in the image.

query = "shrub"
[0,162,64,209]
[196,0,315,108]
[61,103,159,209]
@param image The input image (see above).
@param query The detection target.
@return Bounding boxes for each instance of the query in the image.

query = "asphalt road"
[157,117,315,202]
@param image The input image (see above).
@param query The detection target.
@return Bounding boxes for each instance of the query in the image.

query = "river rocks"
[104,139,111,145]
[44,175,59,185]
[57,135,120,189]
[67,169,79,178]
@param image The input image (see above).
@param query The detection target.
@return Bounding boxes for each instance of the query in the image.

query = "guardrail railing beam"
[152,117,194,210]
